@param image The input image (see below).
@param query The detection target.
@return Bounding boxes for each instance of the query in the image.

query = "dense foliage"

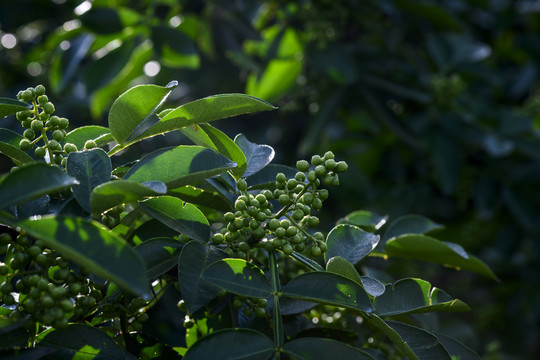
[1,0,539,359]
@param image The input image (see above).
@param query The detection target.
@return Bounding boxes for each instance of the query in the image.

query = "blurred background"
[1,1,539,358]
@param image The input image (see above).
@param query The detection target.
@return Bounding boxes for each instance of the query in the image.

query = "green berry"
[318,189,329,200]
[43,102,55,114]
[212,233,224,244]
[34,146,46,158]
[31,119,44,132]
[323,151,334,160]
[319,242,328,252]
[16,110,31,121]
[48,139,61,151]
[307,171,317,182]
[64,143,78,153]
[237,179,247,191]
[52,130,64,142]
[335,161,348,173]
[235,199,246,211]
[255,306,266,318]
[233,299,243,310]
[308,216,319,227]
[312,198,323,210]
[275,228,286,238]
[59,117,69,129]
[37,95,48,105]
[315,165,326,177]
[247,206,258,217]
[23,128,35,139]
[296,160,310,172]
[295,172,306,182]
[35,85,46,96]
[21,89,34,102]
[19,138,32,151]
[324,159,336,170]
[3,294,16,306]
[310,246,322,257]
[292,209,304,221]
[256,212,267,222]
[282,244,294,255]
[276,173,287,183]
[22,118,32,128]
[242,307,253,317]
[278,194,291,206]
[48,115,60,128]
[253,227,265,239]
[287,179,298,189]
[311,155,323,166]
[286,227,298,237]
[84,140,97,149]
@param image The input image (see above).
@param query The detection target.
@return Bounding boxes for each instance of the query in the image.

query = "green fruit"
[324,159,336,170]
[237,179,247,191]
[323,151,334,160]
[35,84,46,96]
[315,165,327,177]
[234,199,246,211]
[286,227,298,237]
[307,171,317,182]
[3,294,16,306]
[41,295,54,307]
[23,128,35,139]
[275,228,286,238]
[84,140,97,149]
[43,102,55,114]
[233,299,243,310]
[308,216,319,227]
[48,115,60,127]
[21,89,34,102]
[59,117,69,129]
[278,194,291,206]
[255,306,266,318]
[52,130,64,142]
[34,146,46,158]
[312,198,323,210]
[37,95,48,105]
[276,173,287,183]
[311,155,323,166]
[282,244,293,255]
[296,160,310,172]
[48,139,61,151]
[310,246,322,257]
[16,110,31,121]
[177,300,187,312]
[268,219,280,231]
[253,227,265,239]
[19,139,32,150]
[295,172,306,182]
[318,189,329,200]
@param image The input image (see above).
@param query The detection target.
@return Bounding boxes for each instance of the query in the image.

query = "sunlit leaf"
[325,224,380,265]
[234,134,275,177]
[0,97,31,119]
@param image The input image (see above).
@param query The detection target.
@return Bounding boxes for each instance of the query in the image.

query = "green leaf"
[290,251,324,272]
[201,258,273,298]
[0,97,31,119]
[180,123,247,179]
[39,324,136,359]
[5,215,150,298]
[64,126,111,150]
[124,145,237,189]
[383,214,443,241]
[168,185,233,212]
[110,94,276,152]
[282,272,373,313]
[283,338,375,360]
[0,128,34,166]
[0,319,29,350]
[385,321,452,360]
[90,180,167,215]
[108,82,177,145]
[183,328,274,360]
[385,234,498,280]
[139,196,210,242]
[245,164,297,189]
[373,278,469,316]
[0,163,77,210]
[132,332,181,360]
[246,59,302,103]
[178,240,228,314]
[66,149,112,212]
[234,134,275,177]
[325,224,380,265]
[134,237,184,279]
[337,210,388,232]
[437,334,482,360]
[326,256,385,298]
[79,6,140,34]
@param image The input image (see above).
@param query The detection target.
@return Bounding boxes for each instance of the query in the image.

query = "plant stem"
[268,250,283,349]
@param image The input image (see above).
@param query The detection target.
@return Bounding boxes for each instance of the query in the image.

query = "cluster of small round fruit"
[0,232,105,330]
[14,85,83,167]
[210,151,347,258]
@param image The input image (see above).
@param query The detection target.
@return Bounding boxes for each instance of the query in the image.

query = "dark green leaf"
[360,276,386,298]
[64,126,111,150]
[283,338,375,360]
[168,185,233,212]
[373,278,469,316]
[39,324,137,359]
[383,215,443,242]
[139,196,210,242]
[50,34,94,94]
[132,332,181,360]
[325,256,385,298]
[0,129,34,166]
[0,97,31,119]
[245,164,297,189]
[384,321,452,360]
[385,234,498,280]
[111,94,276,151]
[108,82,177,145]
[290,251,324,272]
[234,134,275,177]
[337,210,388,232]
[180,123,247,179]
[325,224,380,265]
[202,258,273,298]
[6,215,150,298]
[183,328,274,360]
[437,334,481,360]
[0,163,77,210]
[90,180,167,215]
[282,272,373,313]
[151,25,199,69]
[66,149,112,212]
[124,145,237,189]
[135,237,184,279]
[0,319,29,350]
[79,6,140,34]
[178,240,228,314]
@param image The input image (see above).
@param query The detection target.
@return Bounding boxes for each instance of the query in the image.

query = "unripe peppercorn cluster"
[15,85,78,167]
[210,151,347,258]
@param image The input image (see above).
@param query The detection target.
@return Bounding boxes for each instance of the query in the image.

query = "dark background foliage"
[1,0,539,358]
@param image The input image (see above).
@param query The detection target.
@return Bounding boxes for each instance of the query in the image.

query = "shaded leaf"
[325,224,380,265]
[282,272,373,313]
[0,163,77,210]
[360,276,386,298]
[373,278,469,316]
[245,164,297,189]
[0,97,31,119]
[132,332,181,360]
[178,240,228,314]
[90,180,167,215]
[234,134,275,177]
[4,215,150,298]
[0,319,29,350]
[437,334,482,360]
[64,126,111,150]
[385,234,498,280]
[383,215,443,242]
[108,82,177,145]
[0,129,34,166]
[135,238,184,279]
[325,256,385,298]
[337,210,388,232]
[202,258,272,298]
[183,329,274,360]
[283,338,375,360]
[79,6,140,34]
[66,149,112,212]
[168,185,233,212]
[139,196,210,242]
[124,145,237,189]
[385,320,452,359]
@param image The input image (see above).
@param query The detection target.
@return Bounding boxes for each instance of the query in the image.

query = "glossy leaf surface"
[177,240,228,314]
[64,126,111,150]
[385,320,452,359]
[326,256,385,297]
[0,128,34,165]
[8,215,150,298]
[134,237,184,279]
[183,329,274,360]
[373,278,469,316]
[201,258,273,298]
[283,338,375,360]
[90,180,167,215]
[234,134,275,177]
[325,224,380,265]
[282,272,373,313]
[383,214,443,241]
[0,163,77,210]
[337,210,388,232]
[0,97,31,118]
[66,149,112,212]
[385,234,498,280]
[124,145,236,189]
[139,196,210,242]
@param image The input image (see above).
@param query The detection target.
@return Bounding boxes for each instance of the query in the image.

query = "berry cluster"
[0,232,104,330]
[232,295,268,318]
[15,85,78,167]
[211,151,347,258]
